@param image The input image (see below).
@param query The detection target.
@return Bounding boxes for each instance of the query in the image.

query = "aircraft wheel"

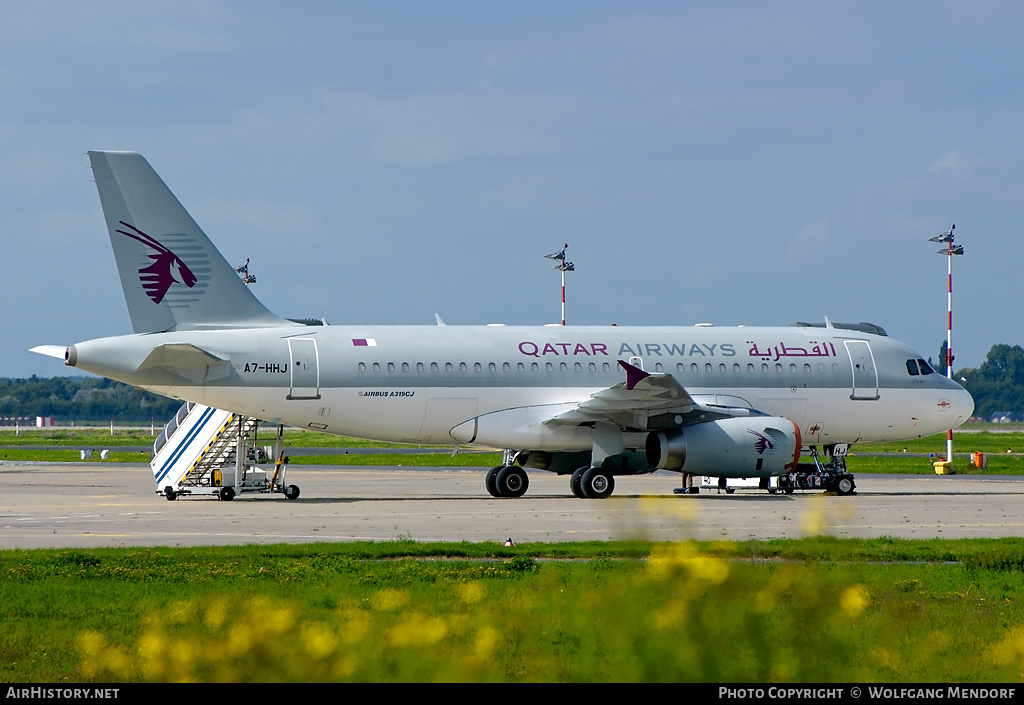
[485,466,504,497]
[495,466,529,498]
[285,484,300,500]
[835,476,855,496]
[725,488,736,495]
[784,488,795,495]
[219,486,235,502]
[581,467,615,499]
[163,486,177,501]
[570,466,588,498]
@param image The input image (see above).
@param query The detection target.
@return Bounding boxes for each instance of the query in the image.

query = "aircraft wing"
[545,360,698,430]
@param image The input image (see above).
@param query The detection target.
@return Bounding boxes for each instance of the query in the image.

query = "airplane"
[32,151,975,500]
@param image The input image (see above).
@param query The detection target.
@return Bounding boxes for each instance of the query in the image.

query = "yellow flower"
[839,585,869,617]
[372,588,410,611]
[302,622,339,659]
[458,581,486,605]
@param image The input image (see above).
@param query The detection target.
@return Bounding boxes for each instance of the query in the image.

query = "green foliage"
[6,540,1024,682]
[959,344,1024,419]
[0,376,179,423]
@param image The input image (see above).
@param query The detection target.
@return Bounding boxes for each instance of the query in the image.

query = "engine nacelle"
[645,416,801,477]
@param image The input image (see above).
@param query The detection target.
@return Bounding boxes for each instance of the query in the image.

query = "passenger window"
[502,362,510,372]
[401,362,409,372]
[474,362,482,373]
[906,359,920,376]
[416,362,424,372]
[677,363,685,372]
[655,363,663,372]
[358,362,366,372]
[431,362,438,372]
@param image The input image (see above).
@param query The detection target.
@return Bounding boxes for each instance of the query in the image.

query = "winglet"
[617,359,650,391]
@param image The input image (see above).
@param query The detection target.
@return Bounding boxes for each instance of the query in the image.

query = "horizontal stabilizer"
[138,343,232,383]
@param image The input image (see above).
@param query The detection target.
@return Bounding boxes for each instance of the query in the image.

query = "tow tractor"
[150,402,300,501]
[704,444,856,496]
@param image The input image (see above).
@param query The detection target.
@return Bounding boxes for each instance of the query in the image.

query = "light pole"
[544,244,574,325]
[928,224,964,466]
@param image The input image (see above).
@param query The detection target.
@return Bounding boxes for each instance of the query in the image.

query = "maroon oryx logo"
[748,429,775,455]
[115,221,197,304]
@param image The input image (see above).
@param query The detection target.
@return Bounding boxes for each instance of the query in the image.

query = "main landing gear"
[570,466,615,499]
[486,465,530,498]
[486,463,617,499]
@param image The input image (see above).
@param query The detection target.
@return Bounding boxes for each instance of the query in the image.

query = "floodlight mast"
[544,244,574,325]
[928,224,963,467]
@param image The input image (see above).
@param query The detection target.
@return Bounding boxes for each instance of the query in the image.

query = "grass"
[4,425,1024,474]
[0,427,427,448]
[7,538,1024,682]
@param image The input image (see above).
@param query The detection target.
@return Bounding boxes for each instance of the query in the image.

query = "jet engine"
[645,416,801,478]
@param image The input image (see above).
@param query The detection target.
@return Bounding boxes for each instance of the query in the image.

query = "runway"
[2,463,1024,548]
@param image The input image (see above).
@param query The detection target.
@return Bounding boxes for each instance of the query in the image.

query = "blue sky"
[3,1,1022,378]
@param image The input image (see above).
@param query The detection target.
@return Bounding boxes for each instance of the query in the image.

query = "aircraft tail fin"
[88,151,294,333]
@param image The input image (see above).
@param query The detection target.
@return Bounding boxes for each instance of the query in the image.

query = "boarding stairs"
[150,401,299,501]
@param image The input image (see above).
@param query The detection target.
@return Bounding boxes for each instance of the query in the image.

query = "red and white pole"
[945,241,953,465]
[929,224,961,467]
[561,265,566,326]
[545,243,572,325]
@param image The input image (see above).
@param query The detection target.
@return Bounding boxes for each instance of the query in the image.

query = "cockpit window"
[917,358,935,375]
[906,359,919,376]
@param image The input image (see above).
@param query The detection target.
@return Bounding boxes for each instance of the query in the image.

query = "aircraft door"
[843,340,879,401]
[287,337,321,400]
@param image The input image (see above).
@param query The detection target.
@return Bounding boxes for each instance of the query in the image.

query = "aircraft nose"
[958,385,976,420]
[942,382,975,424]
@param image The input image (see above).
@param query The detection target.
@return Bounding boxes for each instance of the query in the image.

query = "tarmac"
[3,463,1024,548]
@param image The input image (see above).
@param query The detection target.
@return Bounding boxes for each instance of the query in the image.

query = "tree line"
[0,376,180,424]
[954,344,1024,421]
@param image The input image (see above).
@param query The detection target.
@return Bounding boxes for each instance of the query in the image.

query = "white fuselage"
[65,323,974,452]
